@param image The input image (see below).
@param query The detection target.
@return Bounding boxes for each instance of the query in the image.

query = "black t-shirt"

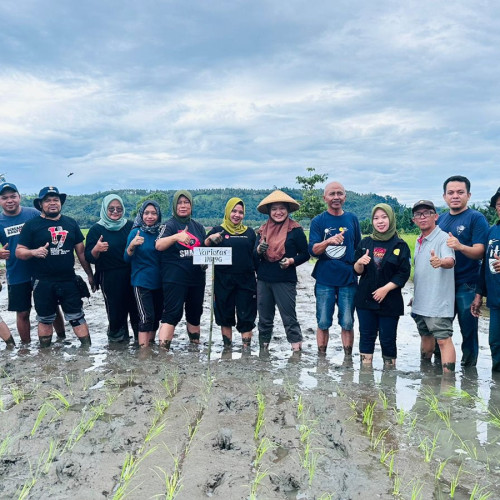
[85,221,133,273]
[18,215,84,281]
[157,218,206,286]
[206,226,256,274]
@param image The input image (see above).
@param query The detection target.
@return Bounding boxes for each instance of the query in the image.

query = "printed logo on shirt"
[488,238,499,274]
[4,223,24,238]
[323,227,346,260]
[48,226,71,255]
[456,225,466,236]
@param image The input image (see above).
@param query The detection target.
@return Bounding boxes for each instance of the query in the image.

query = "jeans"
[357,308,399,359]
[490,307,500,372]
[455,283,479,366]
[315,283,356,331]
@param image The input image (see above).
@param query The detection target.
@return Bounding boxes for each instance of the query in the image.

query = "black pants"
[214,271,256,332]
[134,286,163,332]
[100,267,139,341]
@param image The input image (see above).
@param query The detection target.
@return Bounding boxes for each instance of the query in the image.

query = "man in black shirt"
[16,186,94,347]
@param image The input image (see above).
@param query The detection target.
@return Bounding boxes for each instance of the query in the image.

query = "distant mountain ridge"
[19,187,407,229]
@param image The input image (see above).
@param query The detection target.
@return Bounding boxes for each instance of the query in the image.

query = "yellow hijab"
[221,198,248,235]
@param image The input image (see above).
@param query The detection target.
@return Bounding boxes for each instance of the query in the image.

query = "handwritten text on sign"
[193,247,232,265]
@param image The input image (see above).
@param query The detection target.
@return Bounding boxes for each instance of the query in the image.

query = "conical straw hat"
[257,190,300,214]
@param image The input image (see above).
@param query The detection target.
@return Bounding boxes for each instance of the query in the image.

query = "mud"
[1,262,499,499]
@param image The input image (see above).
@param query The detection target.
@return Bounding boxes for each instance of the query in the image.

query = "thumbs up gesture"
[131,230,144,248]
[34,242,49,258]
[258,236,269,255]
[493,253,500,273]
[176,225,192,245]
[94,234,109,253]
[446,232,462,251]
[429,249,441,268]
[0,242,10,260]
[356,248,371,266]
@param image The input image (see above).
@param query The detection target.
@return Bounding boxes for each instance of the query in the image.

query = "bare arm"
[75,242,95,290]
[156,228,191,251]
[312,231,345,256]
[16,243,49,260]
[446,234,485,260]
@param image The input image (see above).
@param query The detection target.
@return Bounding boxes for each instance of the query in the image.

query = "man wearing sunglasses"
[15,186,94,347]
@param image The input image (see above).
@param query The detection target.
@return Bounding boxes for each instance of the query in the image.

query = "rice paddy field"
[0,260,499,500]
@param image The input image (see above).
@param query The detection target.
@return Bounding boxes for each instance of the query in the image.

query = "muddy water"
[0,262,499,499]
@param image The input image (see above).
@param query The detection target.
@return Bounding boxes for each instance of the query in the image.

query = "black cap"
[490,187,500,208]
[33,186,67,210]
[0,182,19,195]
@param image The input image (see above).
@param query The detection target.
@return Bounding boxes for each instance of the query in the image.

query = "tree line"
[19,185,497,231]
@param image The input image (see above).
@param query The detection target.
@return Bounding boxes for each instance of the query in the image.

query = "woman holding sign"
[155,190,206,350]
[124,200,163,347]
[254,190,308,352]
[85,194,139,343]
[205,198,256,348]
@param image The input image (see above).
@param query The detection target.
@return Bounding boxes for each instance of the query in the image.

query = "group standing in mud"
[0,176,499,375]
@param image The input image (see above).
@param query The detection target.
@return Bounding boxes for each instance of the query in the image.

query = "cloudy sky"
[1,0,499,205]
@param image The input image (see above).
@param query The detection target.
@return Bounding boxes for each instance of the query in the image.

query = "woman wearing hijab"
[205,198,256,348]
[353,203,411,367]
[254,190,309,351]
[155,190,206,350]
[124,200,163,347]
[85,194,139,343]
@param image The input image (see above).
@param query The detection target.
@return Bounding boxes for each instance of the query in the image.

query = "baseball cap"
[490,187,500,208]
[0,182,19,195]
[412,200,436,213]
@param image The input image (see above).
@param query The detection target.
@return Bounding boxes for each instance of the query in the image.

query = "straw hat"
[257,190,300,214]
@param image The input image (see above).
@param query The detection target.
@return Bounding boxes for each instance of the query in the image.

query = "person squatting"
[0,176,498,375]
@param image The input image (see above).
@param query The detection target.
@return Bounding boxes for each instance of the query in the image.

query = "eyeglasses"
[413,210,435,219]
[108,207,123,213]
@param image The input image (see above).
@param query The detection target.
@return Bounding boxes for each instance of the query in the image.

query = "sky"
[1,0,499,206]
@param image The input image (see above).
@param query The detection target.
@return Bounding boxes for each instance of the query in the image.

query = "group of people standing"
[0,176,499,374]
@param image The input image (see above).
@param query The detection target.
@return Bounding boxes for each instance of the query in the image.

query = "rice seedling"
[297,394,304,418]
[145,420,167,444]
[378,390,389,410]
[379,442,396,466]
[113,446,158,500]
[81,373,93,391]
[418,432,439,463]
[40,439,59,474]
[254,437,275,468]
[362,401,376,435]
[484,407,500,429]
[186,411,202,453]
[449,465,462,498]
[201,370,215,403]
[306,450,318,485]
[155,456,183,500]
[410,479,424,500]
[298,422,314,443]
[407,414,418,436]
[387,451,395,478]
[370,428,389,450]
[443,386,473,401]
[48,389,71,409]
[65,402,107,450]
[0,435,11,459]
[394,407,407,425]
[254,390,266,440]
[434,459,448,480]
[456,437,478,460]
[10,385,25,404]
[31,402,52,437]
[162,368,179,398]
[469,483,492,500]
[17,475,36,500]
[249,467,269,500]
[318,494,334,500]
[392,471,401,496]
[153,397,169,416]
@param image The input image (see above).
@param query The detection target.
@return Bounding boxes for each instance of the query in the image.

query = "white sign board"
[193,247,232,265]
